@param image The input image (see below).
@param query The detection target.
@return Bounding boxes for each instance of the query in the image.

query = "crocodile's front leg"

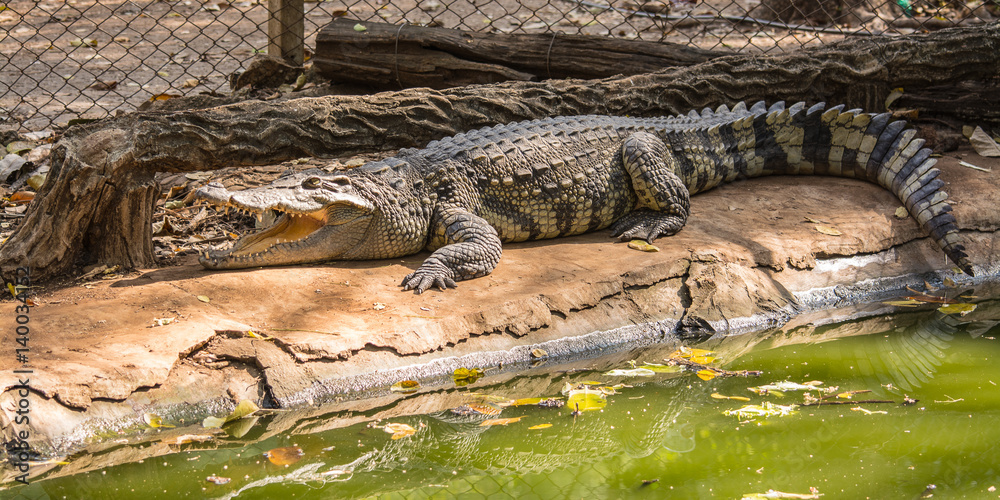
[610,131,691,241]
[401,206,502,294]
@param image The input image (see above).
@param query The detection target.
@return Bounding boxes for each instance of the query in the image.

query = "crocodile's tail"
[669,100,972,276]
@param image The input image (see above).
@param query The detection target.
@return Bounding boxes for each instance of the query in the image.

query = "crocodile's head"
[195,168,409,269]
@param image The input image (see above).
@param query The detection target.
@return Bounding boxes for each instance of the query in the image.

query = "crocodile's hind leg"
[610,131,691,241]
[401,206,502,293]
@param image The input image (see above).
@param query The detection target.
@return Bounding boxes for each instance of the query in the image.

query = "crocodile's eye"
[302,177,322,189]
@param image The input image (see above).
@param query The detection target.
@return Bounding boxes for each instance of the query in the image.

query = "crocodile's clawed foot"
[401,260,458,294]
[610,211,686,242]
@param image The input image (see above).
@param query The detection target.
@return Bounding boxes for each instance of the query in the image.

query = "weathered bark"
[2,23,998,280]
[313,18,727,89]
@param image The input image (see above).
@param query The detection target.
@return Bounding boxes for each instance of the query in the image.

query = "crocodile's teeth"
[256,212,263,222]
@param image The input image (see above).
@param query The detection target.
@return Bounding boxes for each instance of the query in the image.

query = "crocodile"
[195,101,973,292]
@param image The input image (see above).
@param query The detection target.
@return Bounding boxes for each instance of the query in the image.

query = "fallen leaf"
[149,93,181,102]
[452,367,484,386]
[531,348,547,358]
[373,302,386,310]
[894,206,908,219]
[528,423,552,430]
[69,38,98,47]
[450,403,502,416]
[814,225,842,236]
[479,416,525,427]
[6,141,33,155]
[8,191,35,204]
[604,368,656,377]
[87,80,118,91]
[937,302,976,315]
[628,239,659,252]
[353,23,367,32]
[206,475,231,484]
[203,400,259,428]
[958,159,991,172]
[182,78,200,88]
[264,445,304,465]
[390,380,420,393]
[969,126,1000,157]
[143,412,176,429]
[197,295,210,303]
[162,434,214,445]
[566,388,607,412]
[383,422,417,439]
[696,369,718,381]
[711,392,751,402]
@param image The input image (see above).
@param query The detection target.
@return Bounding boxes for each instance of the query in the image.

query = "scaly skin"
[195,101,973,293]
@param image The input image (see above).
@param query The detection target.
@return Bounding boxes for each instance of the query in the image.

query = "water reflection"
[6,298,1000,499]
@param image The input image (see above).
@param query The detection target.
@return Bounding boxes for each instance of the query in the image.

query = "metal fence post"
[268,0,305,65]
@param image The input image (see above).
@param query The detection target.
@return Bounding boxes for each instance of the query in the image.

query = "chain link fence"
[1,0,995,131]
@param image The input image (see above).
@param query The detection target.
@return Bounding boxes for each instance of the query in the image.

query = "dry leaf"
[628,239,659,252]
[894,206,908,219]
[8,191,35,204]
[479,416,525,427]
[696,369,718,381]
[162,434,215,445]
[969,126,1000,157]
[264,445,304,465]
[197,295,210,303]
[182,78,200,88]
[530,348,547,358]
[528,423,553,430]
[814,225,842,236]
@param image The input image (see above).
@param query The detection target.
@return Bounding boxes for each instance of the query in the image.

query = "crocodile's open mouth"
[224,209,328,256]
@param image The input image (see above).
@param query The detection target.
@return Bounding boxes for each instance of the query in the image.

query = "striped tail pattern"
[661,100,973,276]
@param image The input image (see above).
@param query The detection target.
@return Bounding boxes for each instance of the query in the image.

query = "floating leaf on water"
[202,416,226,429]
[814,225,842,236]
[528,423,552,430]
[264,445,304,465]
[204,400,259,428]
[669,347,714,360]
[711,392,751,402]
[741,488,821,499]
[452,367,484,386]
[851,406,888,415]
[566,388,607,412]
[628,239,659,252]
[604,367,656,377]
[382,422,417,439]
[206,475,231,485]
[883,299,921,307]
[723,402,799,419]
[500,397,544,407]
[143,412,175,428]
[530,348,548,358]
[479,416,525,427]
[638,363,684,374]
[894,206,909,219]
[696,369,718,381]
[162,434,214,445]
[390,380,420,393]
[937,302,976,316]
[969,126,1000,157]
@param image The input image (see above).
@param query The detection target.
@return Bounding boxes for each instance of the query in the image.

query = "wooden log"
[2,23,999,280]
[313,18,727,89]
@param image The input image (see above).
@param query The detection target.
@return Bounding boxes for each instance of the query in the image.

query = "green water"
[7,304,1000,499]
